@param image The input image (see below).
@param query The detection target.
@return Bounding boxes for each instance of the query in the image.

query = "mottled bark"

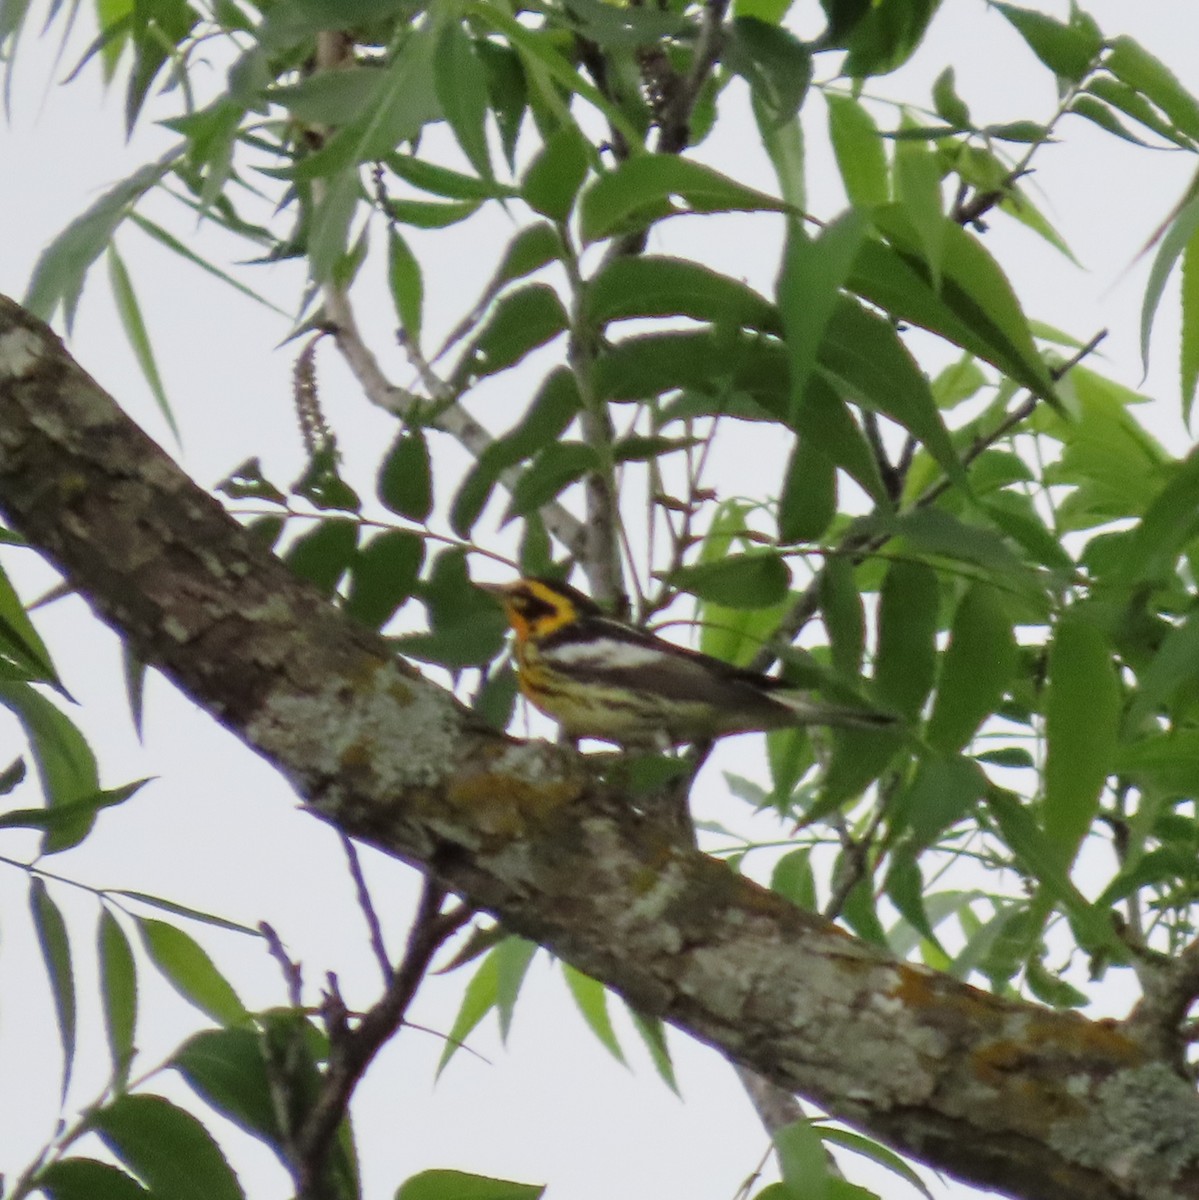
[0,296,1197,1200]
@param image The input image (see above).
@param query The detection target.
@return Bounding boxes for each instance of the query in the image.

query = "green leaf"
[129,214,290,316]
[99,909,137,1086]
[820,557,865,678]
[138,918,249,1026]
[1182,220,1199,426]
[309,168,363,285]
[985,790,1115,952]
[727,17,812,129]
[1025,958,1089,1008]
[1126,609,1199,730]
[819,295,962,484]
[1107,446,1199,584]
[495,936,538,1041]
[670,553,791,608]
[477,39,527,167]
[106,243,179,441]
[891,755,987,849]
[396,1169,545,1200]
[1105,35,1199,145]
[25,148,180,327]
[993,3,1101,81]
[1043,614,1119,871]
[0,681,100,852]
[932,66,971,127]
[438,942,500,1075]
[0,561,60,685]
[346,530,424,631]
[876,509,1042,601]
[791,375,889,502]
[778,437,836,543]
[894,115,945,284]
[468,0,640,149]
[474,662,519,732]
[1069,96,1153,147]
[0,756,25,794]
[31,878,76,1100]
[383,196,481,229]
[92,1093,245,1200]
[562,965,625,1063]
[434,22,492,179]
[35,1159,150,1200]
[774,1119,831,1200]
[587,256,778,332]
[825,93,888,207]
[885,852,941,946]
[379,430,434,522]
[627,1008,677,1092]
[778,210,868,406]
[0,780,148,835]
[816,1127,935,1199]
[110,890,260,935]
[1085,76,1195,149]
[386,154,515,202]
[579,154,789,244]
[284,26,439,177]
[1140,193,1199,379]
[770,847,817,910]
[451,367,580,536]
[388,228,423,344]
[926,583,1017,753]
[283,518,359,597]
[841,0,941,78]
[735,0,793,20]
[874,559,939,719]
[522,121,591,220]
[453,284,569,388]
[507,442,598,519]
[850,218,1059,407]
[273,65,400,124]
[173,1027,286,1146]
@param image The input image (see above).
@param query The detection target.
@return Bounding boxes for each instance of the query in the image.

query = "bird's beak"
[476,581,510,602]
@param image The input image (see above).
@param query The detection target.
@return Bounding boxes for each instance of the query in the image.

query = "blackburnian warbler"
[481,577,896,747]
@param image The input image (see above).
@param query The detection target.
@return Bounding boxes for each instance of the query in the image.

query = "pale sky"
[1,3,1198,1198]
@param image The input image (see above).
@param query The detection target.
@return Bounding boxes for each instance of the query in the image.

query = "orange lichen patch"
[445,769,582,837]
[1015,1008,1144,1067]
[888,962,1005,1019]
[339,739,374,773]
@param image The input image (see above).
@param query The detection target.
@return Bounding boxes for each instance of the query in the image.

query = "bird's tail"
[772,691,899,730]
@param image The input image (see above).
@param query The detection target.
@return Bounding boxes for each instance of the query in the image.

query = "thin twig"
[292,877,473,1198]
[340,834,393,985]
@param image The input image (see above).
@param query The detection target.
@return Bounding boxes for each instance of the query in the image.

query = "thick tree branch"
[1,297,1199,1200]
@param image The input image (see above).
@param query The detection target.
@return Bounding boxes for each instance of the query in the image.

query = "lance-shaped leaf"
[580,154,790,243]
[587,256,779,333]
[34,1159,150,1200]
[397,1171,544,1200]
[31,878,76,1100]
[92,1093,245,1200]
[99,909,138,1086]
[138,918,250,1026]
[926,583,1017,753]
[25,149,180,328]
[0,681,100,852]
[1043,614,1119,872]
[819,295,962,484]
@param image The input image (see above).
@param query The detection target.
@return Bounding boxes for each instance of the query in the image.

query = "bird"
[480,576,898,747]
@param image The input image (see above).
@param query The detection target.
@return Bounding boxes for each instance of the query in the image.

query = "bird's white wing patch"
[542,639,666,670]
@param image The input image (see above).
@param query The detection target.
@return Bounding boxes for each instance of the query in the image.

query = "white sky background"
[1,2,1198,1198]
